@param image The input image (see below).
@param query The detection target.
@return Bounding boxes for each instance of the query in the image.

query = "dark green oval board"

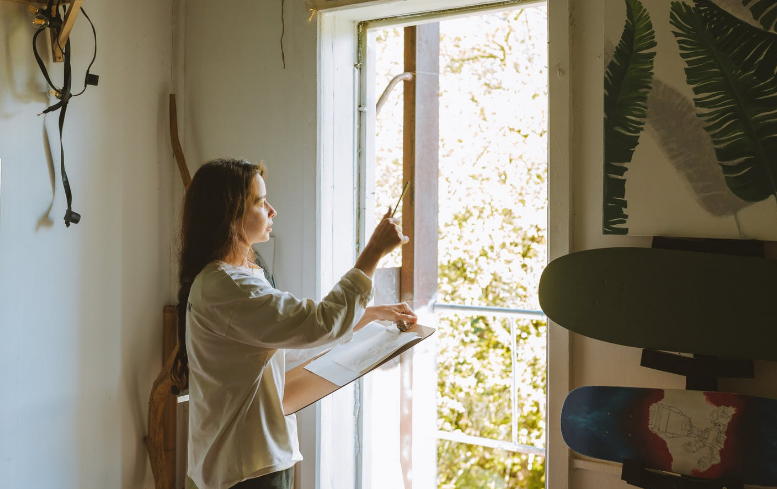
[539,247,777,361]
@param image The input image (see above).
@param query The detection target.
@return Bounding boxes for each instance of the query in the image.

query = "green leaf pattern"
[603,0,657,235]
[742,0,777,33]
[671,0,777,203]
[699,1,777,81]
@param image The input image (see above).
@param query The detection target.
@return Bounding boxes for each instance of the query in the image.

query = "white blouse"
[186,261,373,489]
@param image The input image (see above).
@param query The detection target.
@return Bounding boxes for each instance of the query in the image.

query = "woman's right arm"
[225,209,407,349]
[226,268,374,349]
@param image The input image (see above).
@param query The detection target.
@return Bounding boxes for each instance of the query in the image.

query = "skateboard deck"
[538,247,777,361]
[561,386,777,486]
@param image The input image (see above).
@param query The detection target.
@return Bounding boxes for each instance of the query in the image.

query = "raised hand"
[367,208,409,257]
[354,208,409,278]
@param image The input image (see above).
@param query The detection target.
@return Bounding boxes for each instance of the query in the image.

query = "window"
[317,1,571,487]
[359,5,547,488]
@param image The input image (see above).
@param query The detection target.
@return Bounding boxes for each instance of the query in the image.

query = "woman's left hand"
[366,302,418,325]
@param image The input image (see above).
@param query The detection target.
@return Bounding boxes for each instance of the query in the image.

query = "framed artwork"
[603,0,777,239]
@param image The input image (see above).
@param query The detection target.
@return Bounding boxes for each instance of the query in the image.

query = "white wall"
[182,0,319,299]
[0,2,174,488]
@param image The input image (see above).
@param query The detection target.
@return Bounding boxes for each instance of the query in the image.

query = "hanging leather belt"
[32,0,98,227]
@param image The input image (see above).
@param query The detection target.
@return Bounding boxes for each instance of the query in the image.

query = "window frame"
[316,0,571,487]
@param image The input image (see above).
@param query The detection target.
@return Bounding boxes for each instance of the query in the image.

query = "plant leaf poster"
[603,0,777,239]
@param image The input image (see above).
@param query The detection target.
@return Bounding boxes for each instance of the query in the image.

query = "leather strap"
[32,2,97,227]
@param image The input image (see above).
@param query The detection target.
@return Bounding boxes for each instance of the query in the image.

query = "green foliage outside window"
[375,6,548,488]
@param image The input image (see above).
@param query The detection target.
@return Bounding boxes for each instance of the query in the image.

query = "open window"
[317,0,571,487]
[356,4,549,488]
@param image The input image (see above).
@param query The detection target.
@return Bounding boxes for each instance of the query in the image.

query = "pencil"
[391,181,410,218]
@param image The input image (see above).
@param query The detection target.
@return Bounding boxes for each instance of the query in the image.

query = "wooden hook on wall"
[51,0,85,62]
[4,0,85,62]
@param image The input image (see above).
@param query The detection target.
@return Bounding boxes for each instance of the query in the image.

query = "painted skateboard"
[538,247,777,361]
[561,386,777,486]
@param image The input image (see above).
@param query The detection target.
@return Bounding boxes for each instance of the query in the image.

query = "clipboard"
[283,323,436,415]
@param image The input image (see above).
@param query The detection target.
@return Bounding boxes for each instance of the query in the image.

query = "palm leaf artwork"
[603,41,748,219]
[670,0,777,205]
[699,0,777,82]
[646,79,749,220]
[742,0,777,32]
[603,0,656,235]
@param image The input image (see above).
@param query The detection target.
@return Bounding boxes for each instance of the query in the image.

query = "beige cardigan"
[186,262,373,489]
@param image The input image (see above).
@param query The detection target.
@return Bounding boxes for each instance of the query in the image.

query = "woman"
[172,158,417,489]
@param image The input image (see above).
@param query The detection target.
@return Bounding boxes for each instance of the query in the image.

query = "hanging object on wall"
[279,0,286,68]
[25,0,98,227]
[602,0,777,240]
[144,94,190,489]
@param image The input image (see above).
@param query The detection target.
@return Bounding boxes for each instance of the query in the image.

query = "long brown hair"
[171,158,265,391]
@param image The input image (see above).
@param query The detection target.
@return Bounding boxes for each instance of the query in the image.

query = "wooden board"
[161,306,177,486]
[539,247,777,361]
[145,306,179,489]
[562,386,777,486]
[51,0,84,62]
[283,323,436,415]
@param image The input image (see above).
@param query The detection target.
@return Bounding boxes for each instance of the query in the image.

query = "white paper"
[331,329,418,374]
[304,322,419,386]
[303,355,360,386]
